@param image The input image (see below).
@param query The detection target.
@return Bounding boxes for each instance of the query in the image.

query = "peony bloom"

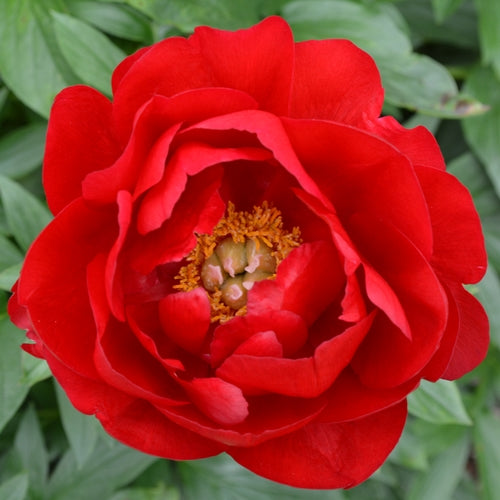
[9,16,488,489]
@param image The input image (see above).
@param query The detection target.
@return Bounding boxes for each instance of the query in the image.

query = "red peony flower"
[9,16,488,489]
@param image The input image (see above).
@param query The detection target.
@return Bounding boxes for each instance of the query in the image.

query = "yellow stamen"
[174,202,301,322]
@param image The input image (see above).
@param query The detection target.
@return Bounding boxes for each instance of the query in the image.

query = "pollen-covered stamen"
[174,202,301,322]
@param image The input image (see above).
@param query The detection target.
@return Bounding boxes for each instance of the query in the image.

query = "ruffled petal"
[112,17,292,141]
[17,199,116,379]
[442,284,489,380]
[350,215,448,387]
[366,116,446,170]
[415,165,487,283]
[290,39,383,124]
[229,401,407,489]
[43,86,120,214]
[158,288,211,356]
[282,118,433,259]
[216,313,374,397]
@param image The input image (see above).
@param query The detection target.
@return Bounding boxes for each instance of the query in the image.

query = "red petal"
[160,394,325,447]
[350,215,448,387]
[158,288,211,356]
[129,166,225,275]
[43,86,120,214]
[216,313,374,397]
[98,397,225,459]
[112,17,292,141]
[290,39,383,124]
[367,116,446,170]
[210,310,307,367]
[283,118,434,259]
[247,241,345,326]
[17,199,116,379]
[191,16,293,115]
[229,401,407,489]
[416,166,487,283]
[178,377,249,426]
[319,368,417,422]
[442,284,489,380]
[94,317,187,406]
[105,191,132,321]
[183,110,327,203]
[137,143,271,234]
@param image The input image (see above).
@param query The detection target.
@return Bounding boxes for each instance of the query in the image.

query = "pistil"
[175,202,301,322]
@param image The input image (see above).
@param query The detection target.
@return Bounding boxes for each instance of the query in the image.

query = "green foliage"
[0,0,499,498]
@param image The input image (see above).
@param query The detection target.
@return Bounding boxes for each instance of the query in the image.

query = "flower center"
[174,202,301,322]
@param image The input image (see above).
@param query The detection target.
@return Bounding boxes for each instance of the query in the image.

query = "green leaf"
[52,12,126,96]
[124,0,260,32]
[0,175,52,252]
[46,438,156,500]
[0,317,30,434]
[447,153,500,218]
[473,414,500,500]
[0,122,47,179]
[20,351,52,387]
[108,486,180,500]
[398,0,478,49]
[407,433,469,500]
[284,0,485,117]
[475,0,500,78]
[475,264,500,350]
[408,379,472,425]
[66,0,153,43]
[0,262,22,292]
[0,235,23,270]
[0,0,78,117]
[14,405,49,495]
[431,0,465,23]
[54,381,100,468]
[0,474,29,500]
[180,454,347,499]
[462,67,500,199]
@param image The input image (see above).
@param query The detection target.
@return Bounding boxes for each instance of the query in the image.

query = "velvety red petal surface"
[160,394,326,447]
[43,86,120,214]
[350,215,448,387]
[17,199,116,379]
[229,401,407,489]
[282,118,433,259]
[111,17,293,142]
[216,313,374,397]
[159,288,211,355]
[98,397,226,459]
[290,39,383,124]
[415,166,487,283]
[442,284,489,380]
[366,116,446,170]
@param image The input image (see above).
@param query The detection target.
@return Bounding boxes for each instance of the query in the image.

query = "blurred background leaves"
[0,0,499,498]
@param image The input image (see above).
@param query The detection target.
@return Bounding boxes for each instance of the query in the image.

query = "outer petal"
[43,86,121,214]
[290,39,384,124]
[415,165,487,283]
[366,116,446,170]
[282,118,433,259]
[318,368,417,422]
[112,17,293,141]
[17,199,116,379]
[350,215,448,387]
[442,284,489,380]
[229,401,407,489]
[98,397,225,460]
